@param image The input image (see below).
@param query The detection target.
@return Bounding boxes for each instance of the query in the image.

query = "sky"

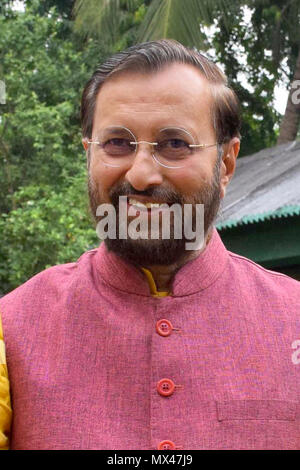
[11,0,289,114]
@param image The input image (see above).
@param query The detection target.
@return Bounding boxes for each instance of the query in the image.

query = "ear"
[219,137,240,199]
[82,138,89,152]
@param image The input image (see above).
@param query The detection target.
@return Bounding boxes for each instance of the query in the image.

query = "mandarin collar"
[93,228,229,297]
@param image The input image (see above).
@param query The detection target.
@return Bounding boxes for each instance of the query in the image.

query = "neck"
[143,228,213,292]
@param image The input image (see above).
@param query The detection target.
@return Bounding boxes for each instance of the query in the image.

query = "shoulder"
[226,250,300,301]
[0,247,99,317]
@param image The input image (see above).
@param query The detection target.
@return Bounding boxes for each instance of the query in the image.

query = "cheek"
[168,161,214,195]
[90,159,124,199]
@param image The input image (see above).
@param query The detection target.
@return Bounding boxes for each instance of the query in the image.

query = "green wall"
[218,215,300,279]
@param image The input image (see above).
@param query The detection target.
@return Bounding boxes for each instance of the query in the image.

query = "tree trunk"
[277,47,300,144]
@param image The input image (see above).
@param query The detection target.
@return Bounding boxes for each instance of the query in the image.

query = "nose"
[124,142,164,191]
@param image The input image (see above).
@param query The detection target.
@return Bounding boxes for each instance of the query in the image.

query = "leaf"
[137,0,233,49]
[73,0,122,45]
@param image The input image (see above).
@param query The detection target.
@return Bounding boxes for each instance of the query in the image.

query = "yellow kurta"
[0,314,12,450]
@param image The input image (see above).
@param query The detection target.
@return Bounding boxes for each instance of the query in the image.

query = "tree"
[0,176,98,293]
[278,49,300,143]
[264,0,300,143]
[73,0,233,50]
[73,0,151,50]
[233,0,300,144]
[210,3,280,154]
[0,1,103,293]
[0,0,108,214]
[25,0,75,19]
[136,0,232,48]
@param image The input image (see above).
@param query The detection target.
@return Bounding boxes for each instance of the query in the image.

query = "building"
[216,141,300,280]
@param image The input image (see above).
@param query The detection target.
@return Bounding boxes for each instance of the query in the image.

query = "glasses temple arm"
[189,143,218,148]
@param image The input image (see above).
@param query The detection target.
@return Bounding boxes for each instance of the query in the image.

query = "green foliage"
[25,0,75,19]
[209,3,281,155]
[0,174,99,293]
[247,0,300,82]
[73,0,148,50]
[0,2,107,294]
[0,3,108,215]
[210,0,300,152]
[137,0,232,49]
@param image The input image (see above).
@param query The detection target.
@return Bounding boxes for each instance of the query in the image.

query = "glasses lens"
[156,128,195,167]
[97,127,136,166]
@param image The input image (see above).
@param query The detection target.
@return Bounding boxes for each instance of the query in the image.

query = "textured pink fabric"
[1,228,300,450]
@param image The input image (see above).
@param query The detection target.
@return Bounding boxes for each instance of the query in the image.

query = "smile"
[128,197,171,211]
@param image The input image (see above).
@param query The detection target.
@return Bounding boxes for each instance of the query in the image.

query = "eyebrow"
[96,126,197,139]
[95,127,131,136]
[159,127,194,136]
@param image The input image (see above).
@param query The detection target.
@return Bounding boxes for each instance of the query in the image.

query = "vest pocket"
[216,399,297,421]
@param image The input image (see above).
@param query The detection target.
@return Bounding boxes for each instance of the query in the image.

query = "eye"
[161,139,189,149]
[103,138,134,155]
[105,138,130,147]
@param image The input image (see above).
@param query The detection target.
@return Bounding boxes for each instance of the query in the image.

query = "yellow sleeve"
[0,314,12,450]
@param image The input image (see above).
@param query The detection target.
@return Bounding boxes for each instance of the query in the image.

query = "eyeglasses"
[86,126,219,169]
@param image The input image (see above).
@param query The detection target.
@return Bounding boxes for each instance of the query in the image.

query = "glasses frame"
[87,126,219,169]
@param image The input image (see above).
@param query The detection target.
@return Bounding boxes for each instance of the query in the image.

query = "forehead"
[93,63,214,133]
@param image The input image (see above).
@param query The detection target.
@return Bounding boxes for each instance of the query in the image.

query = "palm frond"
[138,0,234,49]
[73,0,122,45]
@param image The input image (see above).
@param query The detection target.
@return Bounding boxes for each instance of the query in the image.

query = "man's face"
[86,63,231,266]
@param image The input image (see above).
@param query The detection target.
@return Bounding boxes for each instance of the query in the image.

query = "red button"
[157,378,175,397]
[156,319,173,337]
[158,440,176,450]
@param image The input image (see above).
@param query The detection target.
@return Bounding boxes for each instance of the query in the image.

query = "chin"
[104,237,189,266]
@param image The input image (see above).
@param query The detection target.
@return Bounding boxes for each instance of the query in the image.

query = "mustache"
[109,181,184,206]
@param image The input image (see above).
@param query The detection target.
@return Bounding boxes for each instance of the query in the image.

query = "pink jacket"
[1,229,300,449]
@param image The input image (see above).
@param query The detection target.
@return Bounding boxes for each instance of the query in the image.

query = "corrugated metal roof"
[216,140,300,230]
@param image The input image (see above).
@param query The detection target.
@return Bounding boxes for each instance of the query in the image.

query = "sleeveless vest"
[1,229,300,449]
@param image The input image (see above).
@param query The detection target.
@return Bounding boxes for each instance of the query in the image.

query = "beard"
[88,159,221,267]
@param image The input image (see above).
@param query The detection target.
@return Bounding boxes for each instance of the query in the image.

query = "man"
[0,39,300,450]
